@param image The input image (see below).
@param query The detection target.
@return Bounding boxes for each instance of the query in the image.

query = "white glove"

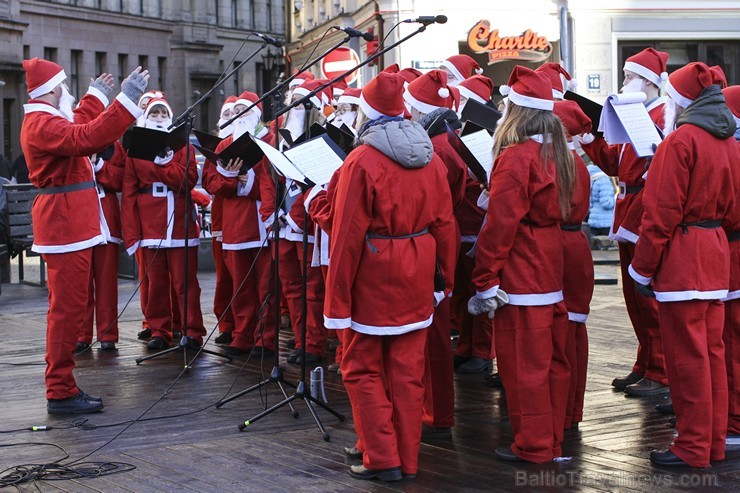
[153,150,174,165]
[576,133,595,145]
[468,289,509,319]
[477,189,490,211]
[433,291,446,307]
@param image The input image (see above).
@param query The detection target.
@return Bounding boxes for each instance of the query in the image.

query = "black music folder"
[325,123,356,155]
[460,99,501,134]
[193,130,265,175]
[563,91,604,138]
[122,122,189,161]
[192,129,223,151]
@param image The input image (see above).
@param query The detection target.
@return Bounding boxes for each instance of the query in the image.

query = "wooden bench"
[3,183,45,287]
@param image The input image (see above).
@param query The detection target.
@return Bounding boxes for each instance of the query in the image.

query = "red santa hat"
[359,72,406,120]
[23,58,67,99]
[220,95,238,118]
[535,63,577,99]
[234,91,262,118]
[315,79,334,107]
[289,69,315,88]
[440,55,483,84]
[138,90,165,109]
[383,64,422,88]
[447,85,461,111]
[553,100,592,138]
[623,48,669,87]
[722,86,740,119]
[499,66,554,111]
[144,97,173,119]
[665,62,717,108]
[403,69,451,114]
[710,65,728,89]
[457,75,494,105]
[331,78,348,98]
[292,79,324,109]
[337,87,361,106]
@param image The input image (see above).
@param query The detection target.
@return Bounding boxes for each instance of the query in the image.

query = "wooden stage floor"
[0,254,738,492]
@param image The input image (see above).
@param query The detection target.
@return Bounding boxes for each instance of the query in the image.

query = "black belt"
[728,231,740,242]
[366,227,429,253]
[139,184,171,195]
[38,180,95,196]
[561,224,582,232]
[679,220,722,234]
[625,185,643,194]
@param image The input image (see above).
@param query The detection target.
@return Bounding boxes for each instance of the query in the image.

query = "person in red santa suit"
[440,54,483,87]
[579,48,671,397]
[722,85,740,449]
[202,91,275,357]
[209,95,238,346]
[628,62,738,468]
[470,66,575,463]
[260,79,329,365]
[121,97,206,351]
[21,58,148,414]
[553,100,595,430]
[403,69,464,439]
[325,71,456,481]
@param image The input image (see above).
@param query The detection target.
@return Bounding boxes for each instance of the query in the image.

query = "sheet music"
[460,130,494,178]
[252,138,306,183]
[598,92,661,157]
[284,135,345,186]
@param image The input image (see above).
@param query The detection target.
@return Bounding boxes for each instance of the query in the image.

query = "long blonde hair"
[492,102,575,220]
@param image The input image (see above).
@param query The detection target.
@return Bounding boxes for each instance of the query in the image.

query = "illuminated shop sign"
[467,20,552,64]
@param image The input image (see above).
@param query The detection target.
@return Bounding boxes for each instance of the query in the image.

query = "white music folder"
[598,92,662,157]
[253,133,347,186]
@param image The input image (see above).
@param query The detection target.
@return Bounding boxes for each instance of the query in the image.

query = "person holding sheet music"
[121,97,206,351]
[201,91,275,357]
[579,48,671,397]
[628,62,738,468]
[324,71,456,481]
[403,69,463,439]
[553,100,596,430]
[469,66,575,463]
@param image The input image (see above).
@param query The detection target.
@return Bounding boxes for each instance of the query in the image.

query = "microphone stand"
[136,39,271,367]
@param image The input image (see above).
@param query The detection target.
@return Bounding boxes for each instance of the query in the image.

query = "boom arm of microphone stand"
[170,40,270,129]
[274,24,429,120]
[220,33,354,130]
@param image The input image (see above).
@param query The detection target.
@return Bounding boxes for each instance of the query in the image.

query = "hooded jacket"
[676,85,737,139]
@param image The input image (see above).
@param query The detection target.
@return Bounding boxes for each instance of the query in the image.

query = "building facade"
[0,0,287,164]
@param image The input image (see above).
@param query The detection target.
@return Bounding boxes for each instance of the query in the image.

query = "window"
[249,0,256,29]
[139,55,149,72]
[23,45,30,60]
[231,0,238,28]
[118,54,128,85]
[267,1,273,31]
[95,51,106,76]
[233,61,241,95]
[215,0,219,25]
[43,47,57,63]
[70,50,82,99]
[139,0,145,15]
[158,57,167,91]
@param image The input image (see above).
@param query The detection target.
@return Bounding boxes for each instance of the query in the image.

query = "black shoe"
[285,337,296,349]
[296,352,322,365]
[611,371,644,391]
[223,345,250,357]
[655,402,674,415]
[287,348,304,364]
[650,449,689,467]
[172,330,182,341]
[147,337,169,350]
[453,355,470,369]
[74,342,91,354]
[78,389,102,402]
[421,424,452,440]
[726,435,740,452]
[255,346,274,357]
[486,372,503,388]
[344,446,363,459]
[48,392,104,415]
[137,328,152,341]
[349,465,402,482]
[327,363,340,373]
[100,341,116,351]
[214,332,233,345]
[186,338,202,350]
[457,357,492,374]
[495,446,523,462]
[625,378,669,397]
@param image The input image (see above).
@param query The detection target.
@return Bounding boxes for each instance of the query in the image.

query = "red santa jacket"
[581,97,666,243]
[121,144,200,254]
[456,175,487,241]
[93,142,126,243]
[201,133,271,250]
[473,138,564,305]
[562,153,594,321]
[20,93,140,253]
[431,133,468,212]
[324,140,457,335]
[629,124,738,302]
[723,140,740,301]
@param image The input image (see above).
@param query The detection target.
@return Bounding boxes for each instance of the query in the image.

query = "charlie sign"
[467,20,553,64]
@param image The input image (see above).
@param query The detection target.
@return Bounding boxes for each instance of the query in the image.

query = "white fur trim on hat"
[507,87,554,111]
[290,78,306,88]
[29,69,66,99]
[338,94,360,106]
[457,85,486,105]
[624,61,662,87]
[358,92,403,120]
[292,86,323,109]
[664,79,693,109]
[403,88,445,115]
[440,60,465,84]
[499,85,511,96]
[552,89,565,99]
[235,98,261,118]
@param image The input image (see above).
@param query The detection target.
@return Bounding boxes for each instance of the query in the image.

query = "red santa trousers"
[223,247,273,351]
[564,321,588,428]
[212,239,235,333]
[320,265,344,365]
[660,300,727,467]
[139,247,205,345]
[495,302,570,462]
[423,297,455,428]
[725,299,740,435]
[135,248,149,330]
[451,243,494,359]
[342,328,427,475]
[619,242,667,384]
[43,248,93,399]
[79,242,119,344]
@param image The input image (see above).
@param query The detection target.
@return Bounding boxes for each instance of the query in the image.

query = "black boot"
[48,392,104,415]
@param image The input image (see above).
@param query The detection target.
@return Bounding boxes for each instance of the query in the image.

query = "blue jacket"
[587,165,616,229]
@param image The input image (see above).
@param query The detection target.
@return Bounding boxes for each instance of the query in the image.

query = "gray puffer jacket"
[359,120,434,169]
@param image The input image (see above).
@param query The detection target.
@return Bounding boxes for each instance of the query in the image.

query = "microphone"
[334,26,375,41]
[403,15,448,25]
[253,32,284,47]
